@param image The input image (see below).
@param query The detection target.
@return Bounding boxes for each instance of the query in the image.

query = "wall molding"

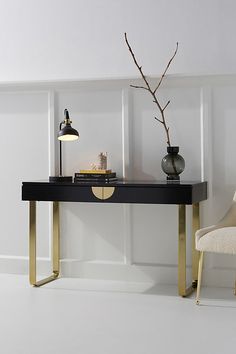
[1,73,236,92]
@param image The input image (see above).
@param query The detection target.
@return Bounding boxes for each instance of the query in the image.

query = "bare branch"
[154,42,178,94]
[124,33,152,92]
[130,84,149,91]
[124,33,178,147]
[154,117,164,124]
[162,100,170,111]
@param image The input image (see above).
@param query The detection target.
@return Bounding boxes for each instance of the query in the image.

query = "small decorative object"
[49,109,79,182]
[91,163,97,170]
[98,152,107,170]
[161,146,185,180]
[125,33,185,180]
[90,152,108,171]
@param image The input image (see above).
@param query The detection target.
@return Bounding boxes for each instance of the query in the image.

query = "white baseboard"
[0,256,234,288]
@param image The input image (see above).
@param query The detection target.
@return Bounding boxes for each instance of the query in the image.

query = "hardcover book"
[75,172,116,179]
[79,169,112,174]
[74,177,118,183]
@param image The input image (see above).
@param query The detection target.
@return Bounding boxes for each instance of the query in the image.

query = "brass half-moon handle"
[91,186,115,200]
[91,187,103,200]
[103,187,115,199]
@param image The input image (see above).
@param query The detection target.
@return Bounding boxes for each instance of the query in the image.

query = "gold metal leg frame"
[29,201,60,287]
[178,203,200,297]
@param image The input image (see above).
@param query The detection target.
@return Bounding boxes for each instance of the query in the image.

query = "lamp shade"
[58,125,79,141]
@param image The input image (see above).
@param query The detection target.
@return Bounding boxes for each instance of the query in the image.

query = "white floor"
[0,275,236,354]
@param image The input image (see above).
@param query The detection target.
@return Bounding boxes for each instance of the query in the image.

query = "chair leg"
[196,251,204,305]
[234,280,236,296]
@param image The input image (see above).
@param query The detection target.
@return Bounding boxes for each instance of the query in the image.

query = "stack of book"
[74,169,118,183]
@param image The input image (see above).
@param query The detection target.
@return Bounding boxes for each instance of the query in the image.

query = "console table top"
[23,180,205,187]
[22,180,207,205]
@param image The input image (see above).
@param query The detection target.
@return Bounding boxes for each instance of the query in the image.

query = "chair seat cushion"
[196,227,236,254]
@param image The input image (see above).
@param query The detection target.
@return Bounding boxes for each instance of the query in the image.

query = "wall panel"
[0,92,50,257]
[55,89,125,263]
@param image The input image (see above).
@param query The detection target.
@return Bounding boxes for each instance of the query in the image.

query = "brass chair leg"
[196,251,204,305]
[29,201,60,287]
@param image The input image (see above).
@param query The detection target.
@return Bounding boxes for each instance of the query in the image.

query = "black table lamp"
[49,109,79,182]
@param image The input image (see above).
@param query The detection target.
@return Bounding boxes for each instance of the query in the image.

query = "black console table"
[22,180,207,296]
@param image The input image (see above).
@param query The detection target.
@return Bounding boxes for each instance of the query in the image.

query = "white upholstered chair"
[195,192,236,304]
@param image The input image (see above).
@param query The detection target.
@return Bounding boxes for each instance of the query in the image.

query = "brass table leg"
[178,203,200,297]
[192,203,200,288]
[29,201,60,287]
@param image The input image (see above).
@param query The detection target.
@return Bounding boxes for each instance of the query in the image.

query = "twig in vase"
[124,32,178,147]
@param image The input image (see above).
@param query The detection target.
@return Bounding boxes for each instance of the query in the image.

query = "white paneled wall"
[1,76,236,287]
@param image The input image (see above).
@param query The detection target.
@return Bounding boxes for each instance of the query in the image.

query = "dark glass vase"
[161,146,185,181]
